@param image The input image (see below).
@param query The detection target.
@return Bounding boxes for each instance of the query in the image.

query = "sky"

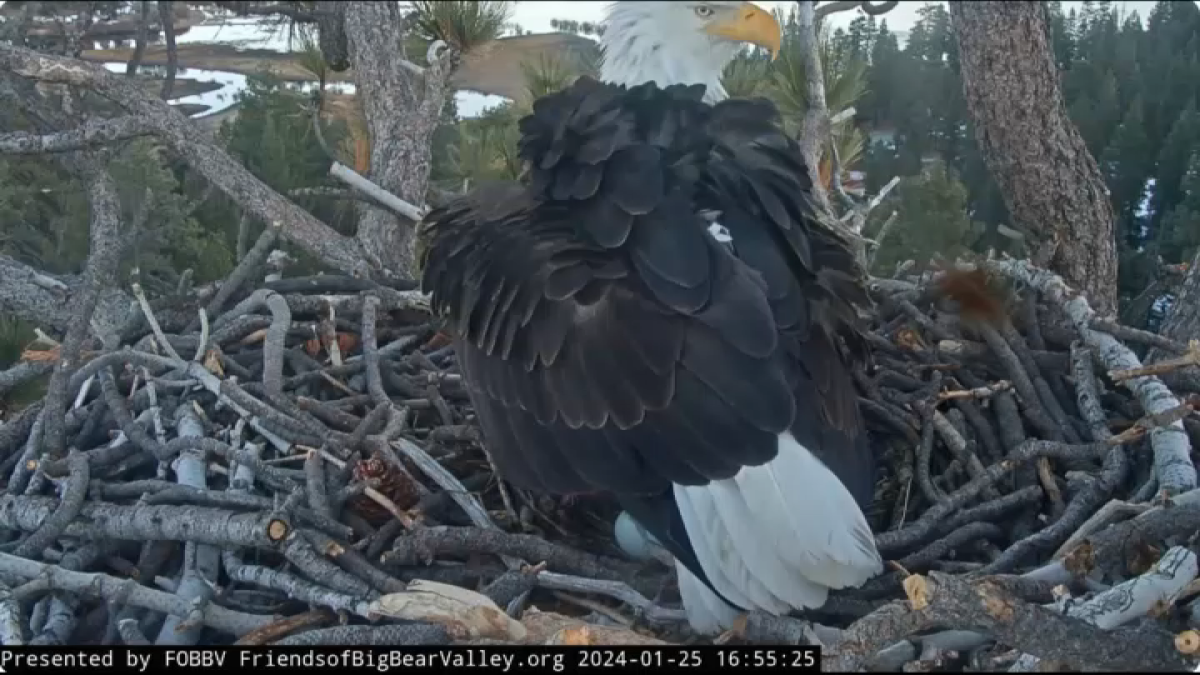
[508,1,1167,35]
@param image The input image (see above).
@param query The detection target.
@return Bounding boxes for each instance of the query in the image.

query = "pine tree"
[1091,71,1121,155]
[868,161,977,273]
[1046,0,1076,66]
[863,21,902,126]
[1158,153,1200,263]
[1101,98,1153,227]
[845,14,877,61]
[1152,103,1200,229]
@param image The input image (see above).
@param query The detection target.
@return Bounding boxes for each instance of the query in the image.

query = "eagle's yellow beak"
[703,2,782,60]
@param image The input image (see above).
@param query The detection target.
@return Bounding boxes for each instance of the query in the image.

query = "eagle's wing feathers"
[700,96,876,506]
[421,79,798,495]
[420,79,879,605]
[425,199,794,494]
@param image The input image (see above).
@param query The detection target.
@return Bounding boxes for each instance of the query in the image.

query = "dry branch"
[0,65,1195,660]
[983,258,1197,495]
[0,115,154,154]
[895,570,1188,671]
[0,44,376,279]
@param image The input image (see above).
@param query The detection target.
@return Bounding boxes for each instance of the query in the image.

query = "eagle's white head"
[598,1,782,103]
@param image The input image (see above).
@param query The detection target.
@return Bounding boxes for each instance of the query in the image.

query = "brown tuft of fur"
[937,268,1009,324]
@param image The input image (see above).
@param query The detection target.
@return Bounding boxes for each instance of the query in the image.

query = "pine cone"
[348,455,420,524]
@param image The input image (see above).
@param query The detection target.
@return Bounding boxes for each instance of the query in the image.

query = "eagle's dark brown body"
[419,77,879,623]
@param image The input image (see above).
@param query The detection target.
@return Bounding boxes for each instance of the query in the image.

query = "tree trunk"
[794,0,833,216]
[316,1,349,72]
[949,1,1118,316]
[1151,248,1200,363]
[342,2,455,280]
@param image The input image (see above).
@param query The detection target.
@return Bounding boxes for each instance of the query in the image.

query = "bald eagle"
[419,1,882,634]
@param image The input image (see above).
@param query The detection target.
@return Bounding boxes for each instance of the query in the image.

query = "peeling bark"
[949,2,1119,316]
[986,258,1196,496]
[316,1,349,72]
[1150,247,1200,364]
[794,0,832,215]
[343,2,456,278]
[0,114,153,154]
[38,158,125,459]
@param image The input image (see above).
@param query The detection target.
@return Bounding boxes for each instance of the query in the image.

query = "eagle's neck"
[598,10,736,103]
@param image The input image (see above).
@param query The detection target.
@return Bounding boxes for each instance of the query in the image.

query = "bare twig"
[0,115,155,154]
[985,258,1197,495]
[0,45,376,277]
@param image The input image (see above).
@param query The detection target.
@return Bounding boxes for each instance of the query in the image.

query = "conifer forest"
[3,1,1200,668]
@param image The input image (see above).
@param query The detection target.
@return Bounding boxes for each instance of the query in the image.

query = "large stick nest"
[2,253,1200,670]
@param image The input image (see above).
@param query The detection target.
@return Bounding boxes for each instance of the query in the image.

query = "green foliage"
[0,141,230,292]
[768,6,869,149]
[221,76,337,198]
[0,315,32,368]
[1152,103,1200,230]
[0,157,84,275]
[114,139,235,293]
[866,161,977,274]
[446,0,1200,329]
[1158,152,1200,264]
[841,0,1200,325]
[190,73,352,274]
[521,53,587,101]
[435,103,524,190]
[1101,98,1153,231]
[409,1,513,53]
[721,51,771,99]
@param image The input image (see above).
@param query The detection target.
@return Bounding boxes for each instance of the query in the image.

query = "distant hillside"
[83,32,600,102]
[456,33,598,102]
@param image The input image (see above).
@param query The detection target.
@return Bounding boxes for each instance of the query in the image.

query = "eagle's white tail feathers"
[672,479,766,610]
[698,479,826,610]
[672,431,882,634]
[675,560,740,635]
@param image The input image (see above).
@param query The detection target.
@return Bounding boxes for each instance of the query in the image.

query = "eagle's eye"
[694,5,715,18]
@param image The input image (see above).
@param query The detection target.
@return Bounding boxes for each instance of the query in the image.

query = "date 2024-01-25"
[0,645,823,673]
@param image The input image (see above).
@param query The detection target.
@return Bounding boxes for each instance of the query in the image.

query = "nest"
[1,254,1199,670]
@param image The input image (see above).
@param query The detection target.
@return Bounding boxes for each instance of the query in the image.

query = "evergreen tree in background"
[834,0,1200,316]
[561,0,1200,293]
[866,161,978,275]
[7,0,1200,348]
[1159,153,1200,264]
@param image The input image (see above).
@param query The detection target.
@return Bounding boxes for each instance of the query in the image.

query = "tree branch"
[1008,545,1198,670]
[894,570,1189,671]
[794,0,833,215]
[329,162,427,222]
[344,2,455,276]
[0,253,77,333]
[126,1,151,77]
[38,158,126,459]
[815,0,899,20]
[156,1,178,100]
[0,115,154,154]
[0,44,376,279]
[984,258,1197,496]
